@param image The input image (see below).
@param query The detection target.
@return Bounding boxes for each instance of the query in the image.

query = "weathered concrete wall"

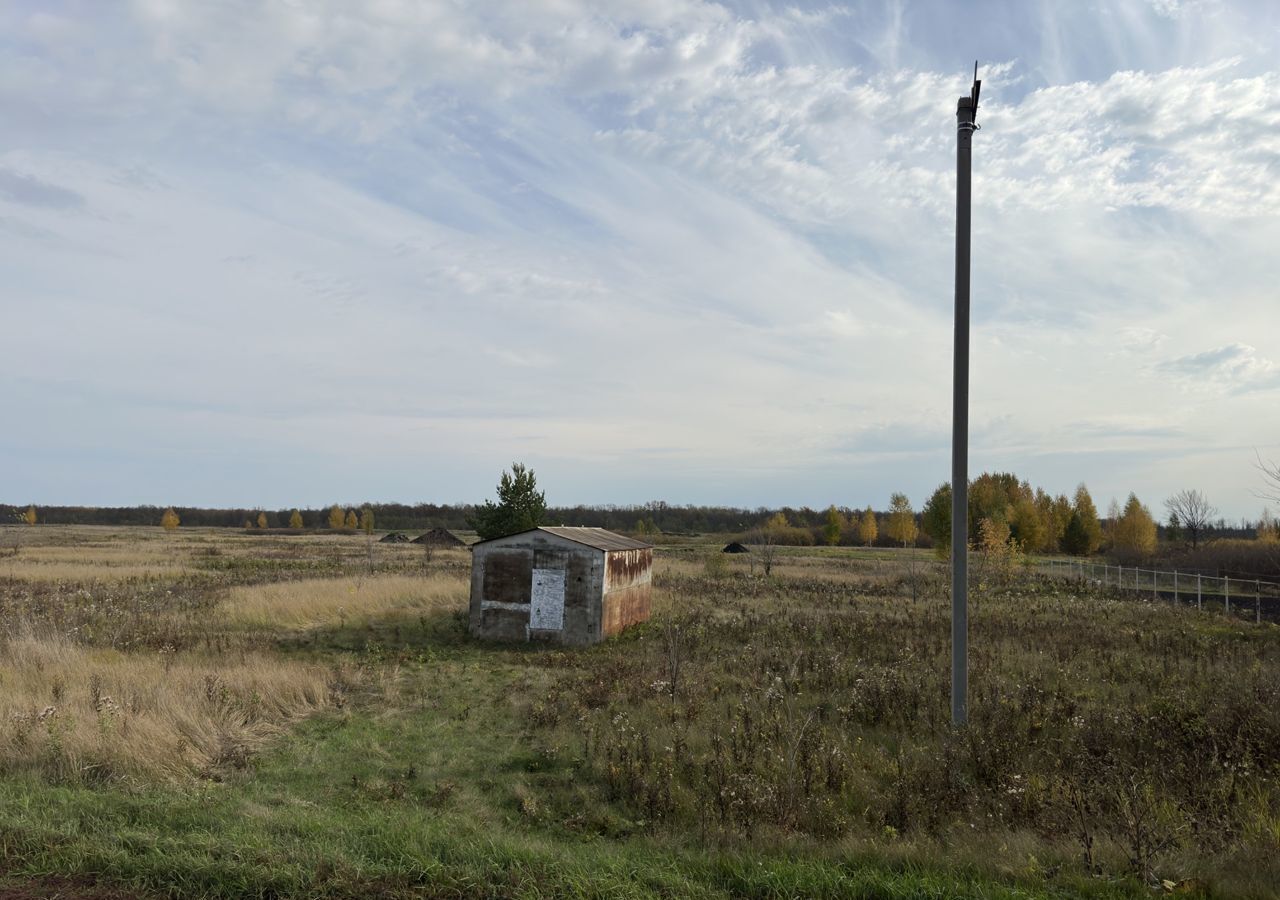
[469,547,532,641]
[470,534,606,645]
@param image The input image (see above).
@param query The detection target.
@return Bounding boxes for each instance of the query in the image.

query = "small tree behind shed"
[472,462,547,541]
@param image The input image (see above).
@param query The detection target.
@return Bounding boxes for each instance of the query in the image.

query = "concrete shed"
[468,527,653,645]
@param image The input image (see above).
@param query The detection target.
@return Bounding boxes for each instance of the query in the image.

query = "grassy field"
[0,526,1277,898]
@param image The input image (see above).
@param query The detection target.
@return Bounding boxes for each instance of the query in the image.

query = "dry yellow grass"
[0,561,192,582]
[0,540,194,582]
[0,629,352,781]
[659,548,935,585]
[224,573,468,630]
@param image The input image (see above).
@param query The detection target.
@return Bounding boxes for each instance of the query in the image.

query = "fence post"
[1174,570,1178,605]
[1196,573,1202,610]
[1225,576,1230,615]
[1152,568,1157,601]
[1257,580,1261,625]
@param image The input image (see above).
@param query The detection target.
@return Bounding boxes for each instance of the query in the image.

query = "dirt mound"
[412,528,466,547]
[379,532,410,543]
[722,542,750,553]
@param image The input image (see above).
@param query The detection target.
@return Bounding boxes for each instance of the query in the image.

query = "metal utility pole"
[952,63,980,727]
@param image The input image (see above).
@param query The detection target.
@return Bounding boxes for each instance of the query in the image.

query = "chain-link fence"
[1038,557,1280,624]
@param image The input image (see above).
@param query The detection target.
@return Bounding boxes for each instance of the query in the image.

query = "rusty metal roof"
[538,526,652,551]
[473,526,652,552]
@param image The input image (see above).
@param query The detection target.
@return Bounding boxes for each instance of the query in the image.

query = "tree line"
[2,473,1269,556]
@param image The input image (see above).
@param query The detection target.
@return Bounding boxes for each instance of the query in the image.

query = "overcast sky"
[3,0,1279,518]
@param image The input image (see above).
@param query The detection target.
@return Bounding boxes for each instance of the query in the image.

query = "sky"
[2,0,1279,519]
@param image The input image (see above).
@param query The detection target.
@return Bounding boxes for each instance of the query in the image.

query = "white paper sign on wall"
[529,568,566,631]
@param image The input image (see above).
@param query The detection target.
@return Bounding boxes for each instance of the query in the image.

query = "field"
[1,526,1278,899]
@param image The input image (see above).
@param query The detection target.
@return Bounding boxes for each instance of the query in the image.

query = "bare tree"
[1257,450,1280,503]
[1163,489,1218,549]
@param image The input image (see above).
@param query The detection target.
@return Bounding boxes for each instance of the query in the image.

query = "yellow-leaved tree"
[328,504,345,530]
[1073,484,1103,554]
[289,509,303,529]
[886,493,917,547]
[22,505,36,525]
[857,507,878,547]
[975,516,1021,585]
[160,508,180,530]
[360,507,374,535]
[1009,498,1044,551]
[257,511,268,529]
[344,509,358,529]
[1110,493,1157,559]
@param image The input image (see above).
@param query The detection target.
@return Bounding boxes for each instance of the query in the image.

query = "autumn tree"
[344,509,358,529]
[967,472,1027,538]
[886,493,917,547]
[857,507,878,547]
[471,462,547,541]
[1111,493,1157,559]
[160,508,180,530]
[1164,489,1217,549]
[256,511,268,529]
[974,516,1021,584]
[289,509,303,529]
[360,507,374,535]
[1073,484,1103,555]
[21,505,36,525]
[328,504,345,529]
[1009,497,1044,551]
[822,505,843,546]
[1033,489,1072,553]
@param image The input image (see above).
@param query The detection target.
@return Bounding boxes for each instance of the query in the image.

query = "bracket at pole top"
[957,62,981,133]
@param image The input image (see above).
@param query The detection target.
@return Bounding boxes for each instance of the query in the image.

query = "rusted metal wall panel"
[603,548,653,592]
[601,582,652,637]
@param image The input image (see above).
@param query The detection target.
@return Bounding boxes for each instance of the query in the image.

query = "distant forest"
[1,501,791,535]
[0,500,1262,544]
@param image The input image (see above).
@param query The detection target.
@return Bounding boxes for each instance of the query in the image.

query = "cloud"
[2,1,1278,519]
[0,166,83,209]
[1156,343,1278,391]
[1119,326,1168,353]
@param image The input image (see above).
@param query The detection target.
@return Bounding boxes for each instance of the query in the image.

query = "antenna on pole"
[952,62,980,727]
